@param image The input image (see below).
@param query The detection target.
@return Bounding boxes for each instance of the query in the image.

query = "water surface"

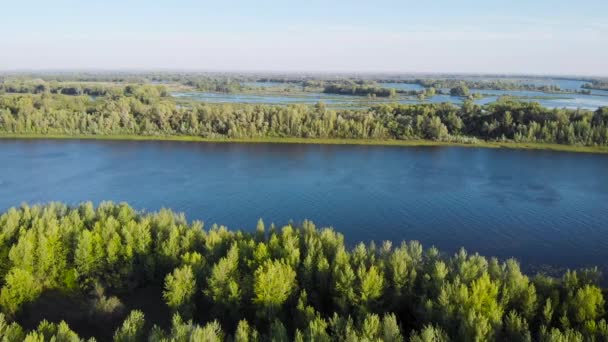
[173,90,608,110]
[378,82,425,91]
[1,140,607,272]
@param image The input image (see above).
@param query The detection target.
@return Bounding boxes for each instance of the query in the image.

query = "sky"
[1,0,607,75]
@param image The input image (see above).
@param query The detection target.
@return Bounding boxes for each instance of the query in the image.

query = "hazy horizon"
[2,69,606,79]
[1,0,607,76]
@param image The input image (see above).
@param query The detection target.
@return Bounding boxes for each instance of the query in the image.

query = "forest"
[212,77,589,95]
[323,83,397,98]
[410,79,588,94]
[1,73,600,94]
[0,202,606,341]
[1,84,608,146]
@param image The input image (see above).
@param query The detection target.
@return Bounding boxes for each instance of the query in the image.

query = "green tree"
[573,285,605,324]
[358,265,384,311]
[409,325,448,342]
[205,244,241,322]
[253,259,297,315]
[450,84,470,97]
[163,265,197,317]
[0,268,42,316]
[234,320,259,342]
[504,311,531,342]
[114,310,146,342]
[424,116,448,140]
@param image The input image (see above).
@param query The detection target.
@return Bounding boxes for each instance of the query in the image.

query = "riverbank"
[1,133,608,154]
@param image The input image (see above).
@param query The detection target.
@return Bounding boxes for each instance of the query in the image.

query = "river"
[1,139,607,273]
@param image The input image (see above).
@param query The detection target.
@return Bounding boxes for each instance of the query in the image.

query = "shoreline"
[1,133,608,154]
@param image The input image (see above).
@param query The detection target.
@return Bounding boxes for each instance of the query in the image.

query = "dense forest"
[323,83,397,98]
[0,202,606,341]
[2,73,600,94]
[410,79,589,94]
[0,80,129,97]
[1,84,608,146]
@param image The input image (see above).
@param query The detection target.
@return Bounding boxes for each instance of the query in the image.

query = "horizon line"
[1,68,606,79]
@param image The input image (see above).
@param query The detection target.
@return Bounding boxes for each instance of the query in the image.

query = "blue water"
[242,81,295,88]
[173,91,393,105]
[1,139,607,272]
[378,82,425,91]
[173,89,608,110]
[469,89,608,110]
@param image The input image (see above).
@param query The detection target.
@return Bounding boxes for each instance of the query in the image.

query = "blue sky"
[1,0,607,75]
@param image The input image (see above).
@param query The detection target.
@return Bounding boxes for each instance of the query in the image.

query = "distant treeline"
[0,78,243,95]
[583,80,608,91]
[383,79,594,94]
[0,72,254,85]
[1,85,608,145]
[184,78,245,93]
[0,202,607,341]
[242,78,592,94]
[0,80,133,97]
[323,83,397,98]
[2,73,601,94]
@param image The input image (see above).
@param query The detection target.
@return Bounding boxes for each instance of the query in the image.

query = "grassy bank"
[1,133,608,154]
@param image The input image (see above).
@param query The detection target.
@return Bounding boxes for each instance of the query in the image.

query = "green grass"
[1,133,608,154]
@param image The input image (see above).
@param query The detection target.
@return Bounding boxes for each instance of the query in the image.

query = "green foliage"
[0,313,25,341]
[504,311,532,342]
[539,326,584,342]
[409,325,449,342]
[1,85,607,146]
[206,244,240,305]
[450,84,470,97]
[234,320,259,342]
[323,82,397,97]
[0,268,41,316]
[29,320,82,342]
[163,265,197,317]
[357,264,384,311]
[113,310,146,342]
[0,316,84,342]
[253,259,297,315]
[148,314,224,342]
[573,285,604,323]
[0,202,606,341]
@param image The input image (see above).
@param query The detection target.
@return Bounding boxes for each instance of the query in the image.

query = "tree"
[450,84,470,97]
[381,313,404,342]
[253,259,297,315]
[0,313,25,341]
[332,248,356,313]
[0,201,607,341]
[190,321,224,342]
[358,265,384,311]
[573,285,605,324]
[409,325,448,342]
[269,320,289,342]
[0,268,42,316]
[234,320,259,342]
[205,244,241,322]
[74,230,105,284]
[114,310,146,342]
[163,265,196,317]
[424,116,448,140]
[504,311,532,342]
